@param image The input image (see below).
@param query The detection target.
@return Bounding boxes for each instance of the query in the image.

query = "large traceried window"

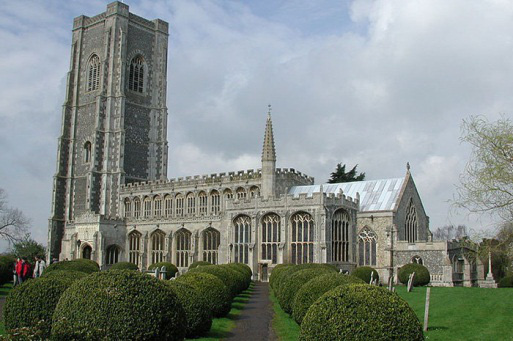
[124,198,132,218]
[144,196,152,218]
[176,229,192,268]
[133,198,141,219]
[198,192,207,215]
[175,194,184,217]
[186,192,196,216]
[128,231,141,267]
[87,54,100,92]
[234,215,251,264]
[358,227,377,266]
[332,210,350,262]
[151,230,166,265]
[202,228,220,264]
[261,213,280,264]
[291,212,314,264]
[128,55,144,93]
[405,199,418,243]
[210,190,220,215]
[164,195,173,217]
[106,245,120,265]
[153,196,162,217]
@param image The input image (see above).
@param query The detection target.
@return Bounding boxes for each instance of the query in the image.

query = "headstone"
[388,277,393,291]
[407,272,416,292]
[160,266,167,280]
[154,267,160,279]
[423,287,431,331]
[370,271,374,285]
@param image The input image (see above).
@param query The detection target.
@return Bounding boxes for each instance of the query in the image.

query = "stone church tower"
[48,2,169,259]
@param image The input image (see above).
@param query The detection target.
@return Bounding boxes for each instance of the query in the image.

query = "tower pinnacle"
[262,105,276,162]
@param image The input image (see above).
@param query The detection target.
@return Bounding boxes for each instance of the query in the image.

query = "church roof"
[288,177,405,212]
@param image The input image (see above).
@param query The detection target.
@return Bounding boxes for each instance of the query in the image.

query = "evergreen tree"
[328,163,365,183]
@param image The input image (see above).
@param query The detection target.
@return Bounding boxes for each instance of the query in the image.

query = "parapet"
[275,168,314,183]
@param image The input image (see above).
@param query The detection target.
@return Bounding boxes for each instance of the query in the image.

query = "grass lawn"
[189,282,254,341]
[397,286,513,341]
[270,289,300,341]
[0,282,13,335]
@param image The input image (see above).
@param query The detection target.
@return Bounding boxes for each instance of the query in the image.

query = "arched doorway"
[82,245,92,259]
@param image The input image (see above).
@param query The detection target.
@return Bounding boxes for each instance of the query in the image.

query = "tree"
[433,224,468,241]
[455,116,513,222]
[328,163,365,183]
[10,235,46,261]
[0,188,29,243]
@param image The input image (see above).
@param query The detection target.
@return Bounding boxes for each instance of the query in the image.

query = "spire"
[262,105,276,162]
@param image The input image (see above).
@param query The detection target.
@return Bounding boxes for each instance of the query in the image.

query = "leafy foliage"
[0,188,29,243]
[189,261,212,269]
[51,270,186,340]
[0,254,16,285]
[351,266,379,284]
[10,236,46,261]
[498,275,513,288]
[272,264,337,298]
[269,263,294,290]
[189,265,241,297]
[44,259,99,275]
[40,270,88,281]
[148,262,178,279]
[328,163,365,183]
[398,263,431,286]
[300,284,424,341]
[109,262,139,271]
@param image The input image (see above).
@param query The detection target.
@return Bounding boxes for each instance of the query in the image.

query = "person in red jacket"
[16,257,31,284]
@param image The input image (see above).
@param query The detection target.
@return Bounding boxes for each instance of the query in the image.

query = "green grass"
[396,286,513,341]
[189,282,254,341]
[270,289,300,341]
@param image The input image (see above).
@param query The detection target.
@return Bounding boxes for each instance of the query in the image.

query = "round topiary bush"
[0,255,15,285]
[176,272,231,317]
[51,270,186,340]
[40,270,89,281]
[274,264,337,300]
[300,284,424,341]
[292,273,365,324]
[278,267,336,314]
[351,266,379,284]
[398,263,431,286]
[4,276,80,338]
[189,265,240,297]
[227,263,252,281]
[164,280,213,338]
[189,261,212,269]
[222,263,252,289]
[148,262,179,279]
[498,275,513,288]
[44,259,100,275]
[109,262,139,271]
[269,264,294,290]
[218,264,249,293]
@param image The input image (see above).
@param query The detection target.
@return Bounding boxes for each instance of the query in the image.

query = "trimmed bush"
[109,262,139,271]
[189,265,240,297]
[51,270,186,340]
[278,267,336,314]
[44,259,99,275]
[219,264,250,292]
[269,263,294,290]
[189,261,212,269]
[351,266,379,284]
[398,263,431,286]
[498,275,513,288]
[274,264,337,299]
[148,262,179,279]
[292,273,365,324]
[40,270,88,281]
[164,280,213,338]
[300,284,424,341]
[228,263,252,280]
[4,276,79,338]
[0,255,16,285]
[177,272,231,317]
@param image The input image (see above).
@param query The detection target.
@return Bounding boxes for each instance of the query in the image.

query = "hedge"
[269,263,294,290]
[0,255,16,285]
[44,259,100,275]
[176,272,231,318]
[4,276,79,338]
[189,261,212,269]
[164,280,213,338]
[148,262,179,279]
[398,263,431,286]
[40,270,89,282]
[292,273,365,324]
[351,266,379,284]
[498,275,513,288]
[223,263,252,290]
[227,263,252,280]
[51,270,186,340]
[278,267,336,314]
[273,264,337,300]
[300,284,424,341]
[218,264,250,292]
[189,265,240,297]
[109,262,139,271]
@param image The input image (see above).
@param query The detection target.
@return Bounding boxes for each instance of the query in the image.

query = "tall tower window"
[128,55,145,93]
[202,228,220,264]
[405,199,418,243]
[291,212,314,264]
[358,227,377,266]
[233,215,251,264]
[332,209,350,262]
[176,229,192,268]
[261,213,280,264]
[87,54,100,92]
[83,141,92,163]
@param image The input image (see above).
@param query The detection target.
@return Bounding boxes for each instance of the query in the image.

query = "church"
[48,2,486,287]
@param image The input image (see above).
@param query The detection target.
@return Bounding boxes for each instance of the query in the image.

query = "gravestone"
[407,272,416,292]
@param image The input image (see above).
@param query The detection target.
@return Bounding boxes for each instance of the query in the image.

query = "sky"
[0,0,511,250]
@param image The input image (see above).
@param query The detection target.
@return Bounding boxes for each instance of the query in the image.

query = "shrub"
[176,272,231,317]
[218,264,250,292]
[274,264,337,299]
[292,273,365,324]
[227,263,252,280]
[164,280,213,338]
[40,270,88,281]
[44,259,99,275]
[0,255,16,285]
[51,270,186,340]
[278,267,336,314]
[300,284,424,341]
[269,263,294,290]
[189,261,212,269]
[189,265,240,297]
[4,276,79,338]
[398,263,431,286]
[109,262,139,271]
[148,262,179,279]
[498,275,513,288]
[351,266,379,284]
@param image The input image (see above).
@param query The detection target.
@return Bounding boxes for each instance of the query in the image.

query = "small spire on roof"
[406,162,411,172]
[262,105,276,162]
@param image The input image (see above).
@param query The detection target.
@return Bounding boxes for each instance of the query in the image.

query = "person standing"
[33,256,46,278]
[16,258,31,284]
[12,258,20,286]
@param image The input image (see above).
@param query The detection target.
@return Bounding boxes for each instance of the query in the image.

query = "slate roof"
[288,177,406,212]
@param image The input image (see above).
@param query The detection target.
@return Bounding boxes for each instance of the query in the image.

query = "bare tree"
[0,188,29,243]
[433,224,468,241]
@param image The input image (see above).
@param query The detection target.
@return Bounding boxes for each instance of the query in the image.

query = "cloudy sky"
[0,0,511,249]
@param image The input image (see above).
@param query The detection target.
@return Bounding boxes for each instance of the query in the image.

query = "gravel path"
[225,282,277,341]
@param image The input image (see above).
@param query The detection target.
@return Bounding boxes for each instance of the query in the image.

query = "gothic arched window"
[249,186,260,198]
[291,212,314,264]
[143,196,152,218]
[198,191,207,215]
[164,195,173,217]
[133,197,141,218]
[175,194,184,217]
[358,227,377,266]
[83,141,92,163]
[128,231,141,266]
[153,195,162,217]
[151,230,166,265]
[176,229,192,268]
[106,245,120,265]
[405,199,418,243]
[128,55,144,93]
[87,54,100,92]
[124,198,132,218]
[186,192,196,215]
[236,187,246,199]
[412,255,423,265]
[202,228,220,264]
[210,190,220,215]
[261,213,280,264]
[233,215,251,264]
[332,210,351,262]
